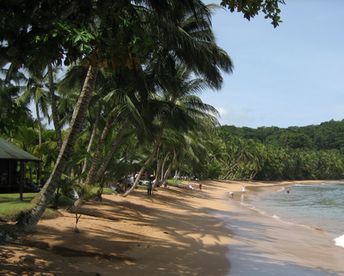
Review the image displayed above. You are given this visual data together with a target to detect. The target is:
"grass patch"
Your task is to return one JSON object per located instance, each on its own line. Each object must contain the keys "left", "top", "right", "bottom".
{"left": 0, "top": 193, "right": 36, "bottom": 203}
{"left": 102, "top": 187, "right": 113, "bottom": 195}
{"left": 166, "top": 179, "right": 188, "bottom": 187}
{"left": 90, "top": 186, "right": 113, "bottom": 195}
{"left": 0, "top": 193, "right": 60, "bottom": 222}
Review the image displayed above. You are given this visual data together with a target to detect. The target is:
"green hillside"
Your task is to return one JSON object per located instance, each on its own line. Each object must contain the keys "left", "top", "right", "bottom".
{"left": 193, "top": 120, "right": 344, "bottom": 181}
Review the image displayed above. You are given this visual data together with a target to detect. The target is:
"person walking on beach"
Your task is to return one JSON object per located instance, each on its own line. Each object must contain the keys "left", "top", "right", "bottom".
{"left": 147, "top": 175, "right": 154, "bottom": 196}
{"left": 240, "top": 185, "right": 246, "bottom": 202}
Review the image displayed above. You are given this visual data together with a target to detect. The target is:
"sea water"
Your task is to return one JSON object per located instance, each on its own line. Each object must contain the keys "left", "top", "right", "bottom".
{"left": 244, "top": 182, "right": 344, "bottom": 249}
{"left": 222, "top": 182, "right": 344, "bottom": 275}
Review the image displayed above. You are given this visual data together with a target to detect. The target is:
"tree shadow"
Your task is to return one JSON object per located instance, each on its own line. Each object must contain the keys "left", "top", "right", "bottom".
{"left": 1, "top": 187, "right": 232, "bottom": 275}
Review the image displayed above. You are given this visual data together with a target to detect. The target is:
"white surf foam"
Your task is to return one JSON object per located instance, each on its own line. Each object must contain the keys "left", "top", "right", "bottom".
{"left": 272, "top": 214, "right": 280, "bottom": 220}
{"left": 334, "top": 234, "right": 344, "bottom": 248}
{"left": 293, "top": 184, "right": 309, "bottom": 187}
{"left": 240, "top": 202, "right": 267, "bottom": 216}
{"left": 241, "top": 201, "right": 324, "bottom": 231}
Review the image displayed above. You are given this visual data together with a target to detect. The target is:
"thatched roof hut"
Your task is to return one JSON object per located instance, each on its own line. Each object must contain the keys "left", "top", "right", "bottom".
{"left": 0, "top": 138, "right": 40, "bottom": 197}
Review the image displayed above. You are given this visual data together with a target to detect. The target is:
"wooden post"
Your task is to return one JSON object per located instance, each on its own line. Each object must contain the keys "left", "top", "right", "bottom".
{"left": 37, "top": 162, "right": 41, "bottom": 187}
{"left": 19, "top": 161, "right": 24, "bottom": 201}
{"left": 29, "top": 165, "right": 33, "bottom": 184}
{"left": 8, "top": 160, "right": 11, "bottom": 193}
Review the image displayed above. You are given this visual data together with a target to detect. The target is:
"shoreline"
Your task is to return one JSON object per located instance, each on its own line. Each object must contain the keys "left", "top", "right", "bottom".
{"left": 1, "top": 180, "right": 343, "bottom": 275}
{"left": 223, "top": 180, "right": 344, "bottom": 275}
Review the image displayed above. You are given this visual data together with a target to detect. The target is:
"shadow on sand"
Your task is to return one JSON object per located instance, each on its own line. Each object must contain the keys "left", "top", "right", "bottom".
{"left": 0, "top": 186, "right": 232, "bottom": 275}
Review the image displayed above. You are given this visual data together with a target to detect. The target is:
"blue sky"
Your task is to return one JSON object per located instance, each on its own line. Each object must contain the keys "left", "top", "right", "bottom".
{"left": 202, "top": 0, "right": 344, "bottom": 128}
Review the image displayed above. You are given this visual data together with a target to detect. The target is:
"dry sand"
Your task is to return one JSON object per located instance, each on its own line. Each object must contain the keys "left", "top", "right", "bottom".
{"left": 0, "top": 181, "right": 244, "bottom": 276}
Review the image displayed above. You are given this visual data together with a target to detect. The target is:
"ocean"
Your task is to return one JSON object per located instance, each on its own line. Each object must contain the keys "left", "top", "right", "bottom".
{"left": 219, "top": 181, "right": 344, "bottom": 275}
{"left": 244, "top": 182, "right": 344, "bottom": 248}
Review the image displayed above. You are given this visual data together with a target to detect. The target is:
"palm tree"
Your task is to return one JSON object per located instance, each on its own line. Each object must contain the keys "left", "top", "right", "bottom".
{"left": 17, "top": 65, "right": 98, "bottom": 231}
{"left": 0, "top": 79, "right": 32, "bottom": 136}
{"left": 47, "top": 64, "right": 63, "bottom": 147}
{"left": 20, "top": 67, "right": 50, "bottom": 146}
{"left": 86, "top": 2, "right": 233, "bottom": 187}
{"left": 17, "top": 0, "right": 223, "bottom": 230}
{"left": 123, "top": 64, "right": 221, "bottom": 196}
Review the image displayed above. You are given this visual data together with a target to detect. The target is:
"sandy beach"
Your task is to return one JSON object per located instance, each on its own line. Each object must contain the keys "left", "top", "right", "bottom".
{"left": 1, "top": 180, "right": 344, "bottom": 275}
{"left": 0, "top": 181, "right": 237, "bottom": 275}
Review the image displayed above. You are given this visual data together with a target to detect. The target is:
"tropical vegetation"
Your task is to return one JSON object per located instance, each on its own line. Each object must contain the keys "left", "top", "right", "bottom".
{"left": 1, "top": 0, "right": 289, "bottom": 231}
{"left": 187, "top": 121, "right": 344, "bottom": 180}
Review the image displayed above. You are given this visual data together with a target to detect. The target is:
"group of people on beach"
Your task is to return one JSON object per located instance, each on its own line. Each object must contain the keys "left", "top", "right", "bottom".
{"left": 228, "top": 185, "right": 246, "bottom": 199}
{"left": 124, "top": 172, "right": 155, "bottom": 196}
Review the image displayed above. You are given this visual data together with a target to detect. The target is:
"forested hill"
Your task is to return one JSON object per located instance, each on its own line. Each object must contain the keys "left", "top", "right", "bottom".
{"left": 220, "top": 120, "right": 344, "bottom": 151}
{"left": 199, "top": 120, "right": 344, "bottom": 181}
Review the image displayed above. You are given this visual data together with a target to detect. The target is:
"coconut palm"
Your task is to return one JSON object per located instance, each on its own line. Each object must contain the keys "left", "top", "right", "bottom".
{"left": 0, "top": 79, "right": 32, "bottom": 136}
{"left": 85, "top": 90, "right": 145, "bottom": 185}
{"left": 86, "top": 2, "right": 233, "bottom": 186}
{"left": 20, "top": 67, "right": 50, "bottom": 146}
{"left": 18, "top": 0, "right": 223, "bottom": 230}
{"left": 47, "top": 64, "right": 63, "bottom": 147}
{"left": 123, "top": 64, "right": 221, "bottom": 196}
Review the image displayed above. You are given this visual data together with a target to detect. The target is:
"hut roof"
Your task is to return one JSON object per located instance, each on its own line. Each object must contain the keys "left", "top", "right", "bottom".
{"left": 0, "top": 138, "right": 40, "bottom": 161}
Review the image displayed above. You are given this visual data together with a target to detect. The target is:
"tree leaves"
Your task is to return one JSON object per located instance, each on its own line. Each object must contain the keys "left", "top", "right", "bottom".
{"left": 220, "top": 0, "right": 285, "bottom": 27}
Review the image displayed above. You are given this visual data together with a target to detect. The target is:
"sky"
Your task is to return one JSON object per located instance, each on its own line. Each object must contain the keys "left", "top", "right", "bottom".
{"left": 202, "top": 0, "right": 344, "bottom": 128}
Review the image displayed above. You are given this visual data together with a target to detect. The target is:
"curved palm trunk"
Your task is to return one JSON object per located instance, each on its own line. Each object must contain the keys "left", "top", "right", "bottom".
{"left": 224, "top": 163, "right": 238, "bottom": 179}
{"left": 122, "top": 151, "right": 155, "bottom": 197}
{"left": 174, "top": 170, "right": 179, "bottom": 178}
{"left": 160, "top": 153, "right": 170, "bottom": 181}
{"left": 35, "top": 103, "right": 42, "bottom": 146}
{"left": 81, "top": 114, "right": 99, "bottom": 175}
{"left": 164, "top": 164, "right": 172, "bottom": 180}
{"left": 153, "top": 158, "right": 162, "bottom": 189}
{"left": 94, "top": 127, "right": 129, "bottom": 183}
{"left": 162, "top": 163, "right": 172, "bottom": 186}
{"left": 17, "top": 65, "right": 98, "bottom": 232}
{"left": 152, "top": 146, "right": 161, "bottom": 188}
{"left": 48, "top": 63, "right": 62, "bottom": 148}
{"left": 84, "top": 115, "right": 114, "bottom": 185}
{"left": 162, "top": 151, "right": 175, "bottom": 185}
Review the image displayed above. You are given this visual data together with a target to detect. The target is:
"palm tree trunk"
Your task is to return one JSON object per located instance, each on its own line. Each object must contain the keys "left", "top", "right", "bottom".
{"left": 153, "top": 146, "right": 161, "bottom": 188}
{"left": 164, "top": 164, "right": 172, "bottom": 180}
{"left": 160, "top": 153, "right": 170, "bottom": 181}
{"left": 122, "top": 151, "right": 155, "bottom": 197}
{"left": 94, "top": 127, "right": 129, "bottom": 183}
{"left": 48, "top": 63, "right": 62, "bottom": 148}
{"left": 154, "top": 159, "right": 162, "bottom": 187}
{"left": 35, "top": 103, "right": 42, "bottom": 146}
{"left": 81, "top": 114, "right": 99, "bottom": 175}
{"left": 84, "top": 115, "right": 114, "bottom": 185}
{"left": 17, "top": 65, "right": 98, "bottom": 232}
{"left": 174, "top": 170, "right": 179, "bottom": 178}
{"left": 162, "top": 151, "right": 175, "bottom": 185}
